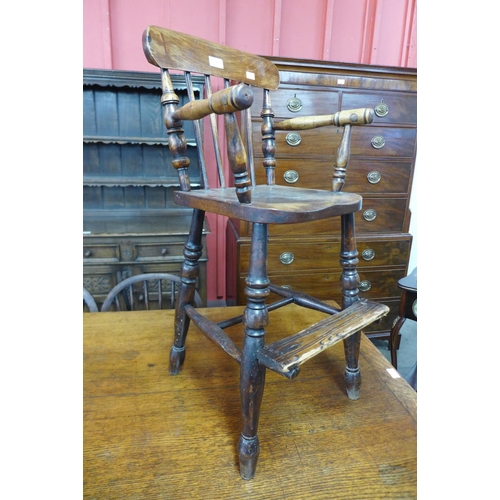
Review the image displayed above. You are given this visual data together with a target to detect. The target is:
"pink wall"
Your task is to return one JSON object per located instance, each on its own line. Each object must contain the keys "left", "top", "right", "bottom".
{"left": 83, "top": 0, "right": 417, "bottom": 303}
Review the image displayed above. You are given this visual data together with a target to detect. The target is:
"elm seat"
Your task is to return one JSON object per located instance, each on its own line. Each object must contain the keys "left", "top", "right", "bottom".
{"left": 143, "top": 25, "right": 389, "bottom": 480}
{"left": 174, "top": 185, "right": 363, "bottom": 223}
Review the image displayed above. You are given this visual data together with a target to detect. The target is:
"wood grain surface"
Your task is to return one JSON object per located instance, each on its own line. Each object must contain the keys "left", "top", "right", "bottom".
{"left": 84, "top": 305, "right": 416, "bottom": 499}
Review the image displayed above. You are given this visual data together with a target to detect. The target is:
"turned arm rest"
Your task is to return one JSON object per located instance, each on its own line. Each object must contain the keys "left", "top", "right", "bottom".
{"left": 273, "top": 107, "right": 374, "bottom": 130}
{"left": 172, "top": 83, "right": 254, "bottom": 121}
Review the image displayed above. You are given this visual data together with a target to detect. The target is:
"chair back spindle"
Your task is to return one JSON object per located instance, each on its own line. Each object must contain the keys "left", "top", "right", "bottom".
{"left": 261, "top": 89, "right": 276, "bottom": 186}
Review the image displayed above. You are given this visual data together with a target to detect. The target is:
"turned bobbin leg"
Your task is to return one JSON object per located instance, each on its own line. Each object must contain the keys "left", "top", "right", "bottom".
{"left": 238, "top": 222, "right": 269, "bottom": 480}
{"left": 340, "top": 213, "right": 362, "bottom": 400}
{"left": 170, "top": 209, "right": 205, "bottom": 375}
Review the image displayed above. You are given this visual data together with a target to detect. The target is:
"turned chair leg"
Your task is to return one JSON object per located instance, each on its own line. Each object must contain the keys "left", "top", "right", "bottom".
{"left": 238, "top": 222, "right": 269, "bottom": 480}
{"left": 389, "top": 315, "right": 405, "bottom": 370}
{"left": 340, "top": 213, "right": 362, "bottom": 400}
{"left": 170, "top": 209, "right": 205, "bottom": 375}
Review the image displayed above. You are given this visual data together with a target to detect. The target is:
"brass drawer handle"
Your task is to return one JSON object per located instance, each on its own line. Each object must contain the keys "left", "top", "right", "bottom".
{"left": 283, "top": 170, "right": 299, "bottom": 184}
{"left": 374, "top": 100, "right": 389, "bottom": 117}
{"left": 361, "top": 249, "right": 375, "bottom": 261}
{"left": 286, "top": 94, "right": 302, "bottom": 112}
{"left": 363, "top": 209, "right": 377, "bottom": 222}
{"left": 371, "top": 135, "right": 386, "bottom": 149}
{"left": 280, "top": 252, "right": 294, "bottom": 265}
{"left": 84, "top": 250, "right": 92, "bottom": 257}
{"left": 285, "top": 132, "right": 302, "bottom": 146}
{"left": 367, "top": 171, "right": 381, "bottom": 184}
{"left": 359, "top": 280, "right": 372, "bottom": 292}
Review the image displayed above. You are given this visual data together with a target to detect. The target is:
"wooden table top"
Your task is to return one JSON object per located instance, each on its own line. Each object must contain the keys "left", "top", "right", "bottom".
{"left": 84, "top": 305, "right": 416, "bottom": 499}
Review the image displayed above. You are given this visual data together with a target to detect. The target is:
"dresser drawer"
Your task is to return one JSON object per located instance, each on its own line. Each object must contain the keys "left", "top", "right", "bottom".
{"left": 254, "top": 157, "right": 412, "bottom": 195}
{"left": 252, "top": 86, "right": 339, "bottom": 118}
{"left": 238, "top": 236, "right": 410, "bottom": 274}
{"left": 351, "top": 126, "right": 417, "bottom": 158}
{"left": 341, "top": 91, "right": 416, "bottom": 125}
{"left": 83, "top": 244, "right": 120, "bottom": 262}
{"left": 343, "top": 159, "right": 412, "bottom": 195}
{"left": 133, "top": 241, "right": 187, "bottom": 262}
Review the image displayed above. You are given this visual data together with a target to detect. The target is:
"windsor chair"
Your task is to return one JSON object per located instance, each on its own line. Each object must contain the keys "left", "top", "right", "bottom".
{"left": 143, "top": 25, "right": 389, "bottom": 479}
{"left": 101, "top": 273, "right": 203, "bottom": 312}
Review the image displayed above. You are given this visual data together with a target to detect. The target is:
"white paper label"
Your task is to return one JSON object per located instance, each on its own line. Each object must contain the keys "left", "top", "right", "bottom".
{"left": 208, "top": 56, "right": 224, "bottom": 69}
{"left": 337, "top": 78, "right": 346, "bottom": 85}
{"left": 246, "top": 71, "right": 255, "bottom": 80}
{"left": 386, "top": 368, "right": 401, "bottom": 379}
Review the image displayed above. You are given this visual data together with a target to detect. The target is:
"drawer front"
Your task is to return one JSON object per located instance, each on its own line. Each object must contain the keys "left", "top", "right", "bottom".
{"left": 252, "top": 87, "right": 340, "bottom": 118}
{"left": 237, "top": 268, "right": 406, "bottom": 304}
{"left": 266, "top": 198, "right": 408, "bottom": 236}
{"left": 133, "top": 241, "right": 187, "bottom": 262}
{"left": 254, "top": 157, "right": 412, "bottom": 195}
{"left": 83, "top": 244, "right": 120, "bottom": 262}
{"left": 253, "top": 124, "right": 416, "bottom": 160}
{"left": 341, "top": 91, "right": 417, "bottom": 125}
{"left": 253, "top": 122, "right": 338, "bottom": 157}
{"left": 351, "top": 126, "right": 417, "bottom": 158}
{"left": 238, "top": 237, "right": 411, "bottom": 273}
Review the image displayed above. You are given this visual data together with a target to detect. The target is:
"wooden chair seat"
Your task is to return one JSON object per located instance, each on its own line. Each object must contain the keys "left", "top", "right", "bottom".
{"left": 175, "top": 185, "right": 362, "bottom": 223}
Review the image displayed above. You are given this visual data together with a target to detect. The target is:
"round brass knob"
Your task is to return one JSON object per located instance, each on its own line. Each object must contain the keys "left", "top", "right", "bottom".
{"left": 374, "top": 100, "right": 389, "bottom": 117}
{"left": 367, "top": 171, "right": 381, "bottom": 184}
{"left": 359, "top": 280, "right": 372, "bottom": 292}
{"left": 286, "top": 94, "right": 302, "bottom": 112}
{"left": 361, "top": 249, "right": 375, "bottom": 261}
{"left": 280, "top": 252, "right": 294, "bottom": 265}
{"left": 84, "top": 250, "right": 92, "bottom": 257}
{"left": 283, "top": 170, "right": 299, "bottom": 184}
{"left": 371, "top": 136, "right": 386, "bottom": 149}
{"left": 161, "top": 248, "right": 168, "bottom": 256}
{"left": 285, "top": 132, "right": 302, "bottom": 146}
{"left": 363, "top": 209, "right": 377, "bottom": 222}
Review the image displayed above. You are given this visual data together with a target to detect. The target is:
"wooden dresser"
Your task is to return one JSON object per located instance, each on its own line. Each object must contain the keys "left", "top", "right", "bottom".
{"left": 226, "top": 58, "right": 417, "bottom": 341}
{"left": 83, "top": 69, "right": 208, "bottom": 309}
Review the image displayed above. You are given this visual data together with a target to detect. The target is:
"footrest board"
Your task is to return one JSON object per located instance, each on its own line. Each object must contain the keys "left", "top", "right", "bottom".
{"left": 257, "top": 299, "right": 389, "bottom": 379}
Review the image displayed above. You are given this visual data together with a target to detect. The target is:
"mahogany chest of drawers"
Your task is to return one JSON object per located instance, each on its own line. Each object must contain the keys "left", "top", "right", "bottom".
{"left": 226, "top": 57, "right": 417, "bottom": 341}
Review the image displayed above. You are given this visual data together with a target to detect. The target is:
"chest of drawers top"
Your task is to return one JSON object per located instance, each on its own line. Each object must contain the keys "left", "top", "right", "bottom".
{"left": 255, "top": 58, "right": 416, "bottom": 121}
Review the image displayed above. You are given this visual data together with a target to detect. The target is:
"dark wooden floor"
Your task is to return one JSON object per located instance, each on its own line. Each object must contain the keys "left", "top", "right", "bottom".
{"left": 84, "top": 306, "right": 417, "bottom": 499}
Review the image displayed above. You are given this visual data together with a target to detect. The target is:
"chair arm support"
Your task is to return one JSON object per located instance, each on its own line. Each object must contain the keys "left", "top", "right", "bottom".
{"left": 273, "top": 108, "right": 374, "bottom": 130}
{"left": 173, "top": 83, "right": 254, "bottom": 121}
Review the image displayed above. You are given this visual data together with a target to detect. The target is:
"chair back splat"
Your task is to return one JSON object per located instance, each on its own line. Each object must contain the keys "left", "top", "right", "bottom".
{"left": 143, "top": 25, "right": 389, "bottom": 480}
